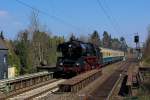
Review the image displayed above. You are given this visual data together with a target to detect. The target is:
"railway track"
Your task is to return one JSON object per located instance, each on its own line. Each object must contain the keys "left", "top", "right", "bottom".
{"left": 8, "top": 79, "right": 65, "bottom": 100}
{"left": 0, "top": 71, "right": 54, "bottom": 99}
{"left": 36, "top": 60, "right": 127, "bottom": 100}
{"left": 2, "top": 59, "right": 135, "bottom": 100}
{"left": 30, "top": 60, "right": 132, "bottom": 100}
{"left": 107, "top": 59, "right": 140, "bottom": 100}
{"left": 89, "top": 59, "right": 133, "bottom": 100}
{"left": 33, "top": 87, "right": 59, "bottom": 100}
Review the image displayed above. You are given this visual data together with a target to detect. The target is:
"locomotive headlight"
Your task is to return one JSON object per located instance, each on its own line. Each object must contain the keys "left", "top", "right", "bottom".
{"left": 69, "top": 44, "right": 72, "bottom": 47}
{"left": 59, "top": 62, "right": 63, "bottom": 66}
{"left": 76, "top": 63, "right": 80, "bottom": 66}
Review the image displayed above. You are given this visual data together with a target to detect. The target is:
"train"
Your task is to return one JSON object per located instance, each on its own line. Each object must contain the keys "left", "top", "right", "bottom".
{"left": 55, "top": 39, "right": 124, "bottom": 78}
{"left": 101, "top": 47, "right": 124, "bottom": 64}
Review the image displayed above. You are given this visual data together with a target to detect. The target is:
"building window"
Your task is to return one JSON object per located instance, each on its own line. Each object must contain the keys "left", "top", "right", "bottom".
{"left": 4, "top": 55, "right": 6, "bottom": 64}
{"left": 4, "top": 72, "right": 6, "bottom": 79}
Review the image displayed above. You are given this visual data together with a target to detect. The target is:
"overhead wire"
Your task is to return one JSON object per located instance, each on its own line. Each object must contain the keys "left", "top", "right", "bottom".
{"left": 96, "top": 0, "right": 120, "bottom": 34}
{"left": 101, "top": 0, "right": 122, "bottom": 34}
{"left": 15, "top": 0, "right": 86, "bottom": 33}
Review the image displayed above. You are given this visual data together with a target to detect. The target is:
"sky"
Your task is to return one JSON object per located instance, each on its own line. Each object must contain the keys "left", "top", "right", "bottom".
{"left": 0, "top": 0, "right": 150, "bottom": 47}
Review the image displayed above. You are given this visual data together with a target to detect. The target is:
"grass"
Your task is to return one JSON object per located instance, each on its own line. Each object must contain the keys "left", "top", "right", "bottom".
{"left": 123, "top": 66, "right": 150, "bottom": 100}
{"left": 142, "top": 57, "right": 150, "bottom": 67}
{"left": 124, "top": 96, "right": 150, "bottom": 100}
{"left": 125, "top": 78, "right": 150, "bottom": 100}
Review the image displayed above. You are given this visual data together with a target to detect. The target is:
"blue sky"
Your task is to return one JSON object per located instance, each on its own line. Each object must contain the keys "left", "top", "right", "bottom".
{"left": 0, "top": 0, "right": 150, "bottom": 47}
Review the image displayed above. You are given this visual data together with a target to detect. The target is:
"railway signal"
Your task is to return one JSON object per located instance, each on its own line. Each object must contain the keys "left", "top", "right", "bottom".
{"left": 134, "top": 33, "right": 141, "bottom": 59}
{"left": 134, "top": 35, "right": 139, "bottom": 43}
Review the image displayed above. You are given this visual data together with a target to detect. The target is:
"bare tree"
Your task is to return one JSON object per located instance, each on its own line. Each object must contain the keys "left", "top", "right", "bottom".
{"left": 28, "top": 10, "right": 41, "bottom": 38}
{"left": 144, "top": 25, "right": 150, "bottom": 58}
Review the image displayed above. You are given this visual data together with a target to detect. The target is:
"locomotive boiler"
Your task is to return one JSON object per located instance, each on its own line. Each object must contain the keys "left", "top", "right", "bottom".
{"left": 55, "top": 39, "right": 102, "bottom": 78}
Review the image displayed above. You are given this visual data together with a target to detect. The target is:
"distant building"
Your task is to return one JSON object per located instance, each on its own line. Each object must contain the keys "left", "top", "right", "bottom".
{"left": 8, "top": 67, "right": 16, "bottom": 78}
{"left": 0, "top": 45, "right": 8, "bottom": 79}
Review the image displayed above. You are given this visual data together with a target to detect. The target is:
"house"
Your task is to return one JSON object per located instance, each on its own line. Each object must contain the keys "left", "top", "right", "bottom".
{"left": 0, "top": 44, "right": 8, "bottom": 79}
{"left": 0, "top": 31, "right": 9, "bottom": 79}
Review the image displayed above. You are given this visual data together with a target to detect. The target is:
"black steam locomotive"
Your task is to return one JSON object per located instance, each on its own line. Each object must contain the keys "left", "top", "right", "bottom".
{"left": 55, "top": 39, "right": 102, "bottom": 78}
